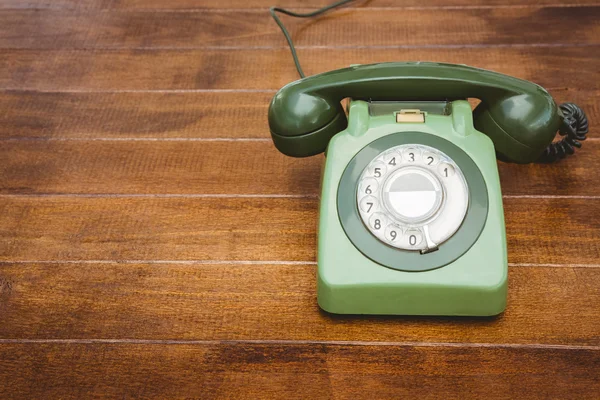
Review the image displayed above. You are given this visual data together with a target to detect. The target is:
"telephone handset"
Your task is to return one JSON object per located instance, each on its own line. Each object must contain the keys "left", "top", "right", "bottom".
{"left": 269, "top": 62, "right": 570, "bottom": 163}
{"left": 268, "top": 3, "right": 589, "bottom": 316}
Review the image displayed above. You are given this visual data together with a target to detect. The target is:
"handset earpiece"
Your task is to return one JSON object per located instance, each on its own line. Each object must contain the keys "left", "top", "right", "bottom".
{"left": 472, "top": 92, "right": 560, "bottom": 163}
{"left": 474, "top": 94, "right": 589, "bottom": 163}
{"left": 268, "top": 62, "right": 576, "bottom": 163}
{"left": 268, "top": 86, "right": 347, "bottom": 157}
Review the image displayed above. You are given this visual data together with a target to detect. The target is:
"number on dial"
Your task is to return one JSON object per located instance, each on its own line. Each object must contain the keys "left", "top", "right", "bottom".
{"left": 359, "top": 196, "right": 377, "bottom": 213}
{"left": 360, "top": 178, "right": 378, "bottom": 196}
{"left": 404, "top": 230, "right": 423, "bottom": 247}
{"left": 385, "top": 225, "right": 400, "bottom": 242}
{"left": 438, "top": 163, "right": 455, "bottom": 178}
{"left": 369, "top": 213, "right": 387, "bottom": 231}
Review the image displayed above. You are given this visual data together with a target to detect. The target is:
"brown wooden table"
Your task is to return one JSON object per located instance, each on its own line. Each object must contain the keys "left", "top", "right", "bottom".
{"left": 0, "top": 0, "right": 599, "bottom": 398}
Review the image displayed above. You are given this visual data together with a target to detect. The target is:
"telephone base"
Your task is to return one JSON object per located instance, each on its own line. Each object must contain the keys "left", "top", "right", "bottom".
{"left": 317, "top": 100, "right": 507, "bottom": 316}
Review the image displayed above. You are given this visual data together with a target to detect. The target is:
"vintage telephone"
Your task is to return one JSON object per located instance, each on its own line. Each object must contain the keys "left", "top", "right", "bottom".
{"left": 268, "top": 2, "right": 589, "bottom": 316}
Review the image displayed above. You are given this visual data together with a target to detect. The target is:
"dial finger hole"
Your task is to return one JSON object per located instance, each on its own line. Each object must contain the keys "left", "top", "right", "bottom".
{"left": 358, "top": 178, "right": 378, "bottom": 198}
{"left": 403, "top": 147, "right": 420, "bottom": 163}
{"left": 404, "top": 229, "right": 423, "bottom": 247}
{"left": 422, "top": 152, "right": 439, "bottom": 166}
{"left": 369, "top": 161, "right": 387, "bottom": 179}
{"left": 369, "top": 213, "right": 387, "bottom": 232}
{"left": 385, "top": 224, "right": 401, "bottom": 243}
{"left": 359, "top": 196, "right": 378, "bottom": 214}
{"left": 383, "top": 151, "right": 401, "bottom": 169}
{"left": 438, "top": 162, "right": 455, "bottom": 178}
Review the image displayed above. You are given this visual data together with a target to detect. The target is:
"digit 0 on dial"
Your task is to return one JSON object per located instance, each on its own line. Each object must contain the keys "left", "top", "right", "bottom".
{"left": 356, "top": 144, "right": 469, "bottom": 252}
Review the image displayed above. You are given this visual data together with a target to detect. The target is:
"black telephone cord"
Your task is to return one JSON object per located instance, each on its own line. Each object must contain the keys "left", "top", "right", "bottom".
{"left": 537, "top": 103, "right": 589, "bottom": 163}
{"left": 269, "top": 0, "right": 356, "bottom": 78}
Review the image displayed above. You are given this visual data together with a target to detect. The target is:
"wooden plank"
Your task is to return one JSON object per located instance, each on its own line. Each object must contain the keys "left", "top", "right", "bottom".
{"left": 0, "top": 196, "right": 318, "bottom": 262}
{"left": 1, "top": 0, "right": 598, "bottom": 10}
{"left": 2, "top": 139, "right": 600, "bottom": 196}
{"left": 0, "top": 197, "right": 598, "bottom": 264}
{"left": 0, "top": 91, "right": 273, "bottom": 139}
{"left": 0, "top": 47, "right": 597, "bottom": 91}
{"left": 0, "top": 342, "right": 597, "bottom": 399}
{"left": 0, "top": 7, "right": 598, "bottom": 49}
{"left": 0, "top": 89, "right": 597, "bottom": 139}
{"left": 0, "top": 263, "right": 598, "bottom": 345}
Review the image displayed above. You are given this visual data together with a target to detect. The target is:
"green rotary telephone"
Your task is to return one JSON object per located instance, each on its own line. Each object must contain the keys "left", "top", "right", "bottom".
{"left": 268, "top": 4, "right": 589, "bottom": 316}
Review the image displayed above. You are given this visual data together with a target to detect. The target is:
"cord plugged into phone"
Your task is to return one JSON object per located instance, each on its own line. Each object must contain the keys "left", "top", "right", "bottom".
{"left": 268, "top": 1, "right": 590, "bottom": 316}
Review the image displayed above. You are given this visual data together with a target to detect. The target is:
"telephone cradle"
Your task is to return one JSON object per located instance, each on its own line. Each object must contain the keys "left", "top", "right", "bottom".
{"left": 268, "top": 62, "right": 589, "bottom": 316}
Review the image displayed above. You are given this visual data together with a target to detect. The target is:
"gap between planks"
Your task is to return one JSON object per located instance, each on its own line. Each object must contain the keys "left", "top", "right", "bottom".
{"left": 0, "top": 194, "right": 599, "bottom": 199}
{"left": 1, "top": 4, "right": 599, "bottom": 11}
{"left": 0, "top": 86, "right": 579, "bottom": 93}
{"left": 0, "top": 338, "right": 597, "bottom": 350}
{"left": 0, "top": 137, "right": 274, "bottom": 142}
{"left": 1, "top": 44, "right": 597, "bottom": 51}
{"left": 0, "top": 260, "right": 598, "bottom": 268}
{"left": 2, "top": 138, "right": 599, "bottom": 142}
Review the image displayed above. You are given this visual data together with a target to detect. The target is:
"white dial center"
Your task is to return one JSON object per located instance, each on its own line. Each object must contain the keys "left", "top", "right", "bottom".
{"left": 383, "top": 167, "right": 443, "bottom": 223}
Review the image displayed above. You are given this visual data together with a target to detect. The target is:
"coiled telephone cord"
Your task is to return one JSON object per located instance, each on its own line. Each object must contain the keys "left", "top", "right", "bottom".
{"left": 537, "top": 103, "right": 589, "bottom": 163}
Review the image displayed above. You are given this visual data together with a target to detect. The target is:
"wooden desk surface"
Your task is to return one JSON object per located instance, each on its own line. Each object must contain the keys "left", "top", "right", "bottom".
{"left": 0, "top": 1, "right": 599, "bottom": 398}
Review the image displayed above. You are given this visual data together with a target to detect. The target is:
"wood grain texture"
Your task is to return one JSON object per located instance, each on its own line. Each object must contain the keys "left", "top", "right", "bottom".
{"left": 2, "top": 139, "right": 600, "bottom": 196}
{"left": 0, "top": 47, "right": 597, "bottom": 91}
{"left": 0, "top": 1, "right": 598, "bottom": 398}
{"left": 0, "top": 91, "right": 273, "bottom": 139}
{"left": 0, "top": 89, "right": 597, "bottom": 139}
{"left": 1, "top": 7, "right": 598, "bottom": 49}
{"left": 1, "top": 196, "right": 599, "bottom": 264}
{"left": 0, "top": 343, "right": 598, "bottom": 400}
{"left": 1, "top": 0, "right": 598, "bottom": 9}
{"left": 0, "top": 263, "right": 599, "bottom": 345}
